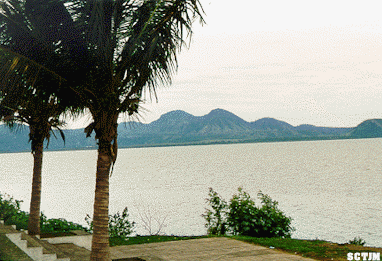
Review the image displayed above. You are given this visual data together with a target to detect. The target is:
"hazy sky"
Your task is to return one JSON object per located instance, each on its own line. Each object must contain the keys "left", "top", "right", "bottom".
{"left": 73, "top": 0, "right": 382, "bottom": 128}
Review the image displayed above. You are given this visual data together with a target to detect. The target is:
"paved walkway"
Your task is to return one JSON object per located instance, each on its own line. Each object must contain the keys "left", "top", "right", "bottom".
{"left": 111, "top": 237, "right": 317, "bottom": 261}
{"left": 0, "top": 220, "right": 318, "bottom": 261}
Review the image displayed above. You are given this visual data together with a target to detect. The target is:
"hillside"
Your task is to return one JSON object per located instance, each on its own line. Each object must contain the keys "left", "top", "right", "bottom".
{"left": 0, "top": 109, "right": 379, "bottom": 153}
{"left": 250, "top": 117, "right": 298, "bottom": 138}
{"left": 349, "top": 119, "right": 382, "bottom": 138}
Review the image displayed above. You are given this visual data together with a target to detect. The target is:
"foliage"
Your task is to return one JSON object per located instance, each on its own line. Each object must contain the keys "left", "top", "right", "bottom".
{"left": 0, "top": 0, "right": 68, "bottom": 150}
{"left": 0, "top": 192, "right": 29, "bottom": 230}
{"left": 348, "top": 236, "right": 366, "bottom": 246}
{"left": 228, "top": 188, "right": 294, "bottom": 238}
{"left": 109, "top": 207, "right": 136, "bottom": 238}
{"left": 0, "top": 192, "right": 22, "bottom": 221}
{"left": 85, "top": 207, "right": 136, "bottom": 238}
{"left": 203, "top": 188, "right": 295, "bottom": 238}
{"left": 226, "top": 187, "right": 257, "bottom": 236}
{"left": 40, "top": 216, "right": 86, "bottom": 233}
{"left": 0, "top": 192, "right": 86, "bottom": 233}
{"left": 202, "top": 187, "right": 227, "bottom": 236}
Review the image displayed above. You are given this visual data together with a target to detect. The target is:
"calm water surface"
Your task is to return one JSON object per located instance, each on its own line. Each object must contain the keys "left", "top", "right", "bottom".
{"left": 1, "top": 138, "right": 381, "bottom": 247}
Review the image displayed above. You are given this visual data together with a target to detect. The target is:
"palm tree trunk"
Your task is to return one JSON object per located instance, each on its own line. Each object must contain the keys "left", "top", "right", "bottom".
{"left": 28, "top": 140, "right": 43, "bottom": 236}
{"left": 90, "top": 142, "right": 112, "bottom": 261}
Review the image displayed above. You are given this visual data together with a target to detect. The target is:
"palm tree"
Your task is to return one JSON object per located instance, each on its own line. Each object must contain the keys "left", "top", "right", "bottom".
{"left": 66, "top": 2, "right": 204, "bottom": 259}
{"left": 0, "top": 90, "right": 66, "bottom": 236}
{"left": 0, "top": 0, "right": 72, "bottom": 236}
{"left": 1, "top": 0, "right": 204, "bottom": 259}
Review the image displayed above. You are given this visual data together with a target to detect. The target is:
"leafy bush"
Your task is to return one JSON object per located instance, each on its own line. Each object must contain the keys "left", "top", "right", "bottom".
{"left": 348, "top": 236, "right": 366, "bottom": 246}
{"left": 85, "top": 207, "right": 135, "bottom": 238}
{"left": 41, "top": 216, "right": 87, "bottom": 233}
{"left": 0, "top": 193, "right": 21, "bottom": 221}
{"left": 109, "top": 207, "right": 136, "bottom": 238}
{"left": 203, "top": 187, "right": 295, "bottom": 238}
{"left": 0, "top": 192, "right": 87, "bottom": 233}
{"left": 1, "top": 192, "right": 135, "bottom": 237}
{"left": 228, "top": 188, "right": 294, "bottom": 238}
{"left": 202, "top": 187, "right": 227, "bottom": 235}
{"left": 226, "top": 187, "right": 257, "bottom": 236}
{"left": 0, "top": 192, "right": 29, "bottom": 230}
{"left": 9, "top": 211, "right": 29, "bottom": 231}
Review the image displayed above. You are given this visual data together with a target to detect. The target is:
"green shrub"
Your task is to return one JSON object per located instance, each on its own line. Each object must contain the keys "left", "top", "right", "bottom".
{"left": 0, "top": 192, "right": 87, "bottom": 233}
{"left": 202, "top": 187, "right": 227, "bottom": 235}
{"left": 6, "top": 210, "right": 29, "bottom": 231}
{"left": 228, "top": 189, "right": 294, "bottom": 238}
{"left": 85, "top": 207, "right": 135, "bottom": 238}
{"left": 0, "top": 192, "right": 29, "bottom": 230}
{"left": 203, "top": 187, "right": 295, "bottom": 238}
{"left": 226, "top": 187, "right": 257, "bottom": 236}
{"left": 0, "top": 193, "right": 20, "bottom": 221}
{"left": 109, "top": 207, "right": 136, "bottom": 238}
{"left": 41, "top": 216, "right": 87, "bottom": 233}
{"left": 348, "top": 236, "right": 366, "bottom": 246}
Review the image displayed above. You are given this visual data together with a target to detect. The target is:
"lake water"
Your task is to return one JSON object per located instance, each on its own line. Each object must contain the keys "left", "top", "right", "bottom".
{"left": 1, "top": 138, "right": 381, "bottom": 247}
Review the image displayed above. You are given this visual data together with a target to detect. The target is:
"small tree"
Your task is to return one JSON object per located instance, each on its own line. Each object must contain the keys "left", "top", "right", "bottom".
{"left": 136, "top": 205, "right": 168, "bottom": 236}
{"left": 202, "top": 187, "right": 227, "bottom": 236}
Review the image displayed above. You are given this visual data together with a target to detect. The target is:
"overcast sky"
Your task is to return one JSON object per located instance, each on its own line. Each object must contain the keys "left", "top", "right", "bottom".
{"left": 73, "top": 0, "right": 382, "bottom": 128}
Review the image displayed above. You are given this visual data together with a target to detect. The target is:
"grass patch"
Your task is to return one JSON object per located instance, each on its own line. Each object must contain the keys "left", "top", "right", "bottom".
{"left": 109, "top": 235, "right": 208, "bottom": 247}
{"left": 0, "top": 234, "right": 33, "bottom": 261}
{"left": 231, "top": 236, "right": 382, "bottom": 261}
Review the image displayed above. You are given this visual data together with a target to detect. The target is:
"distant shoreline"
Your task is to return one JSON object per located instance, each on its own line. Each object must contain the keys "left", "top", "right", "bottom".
{"left": 1, "top": 135, "right": 380, "bottom": 154}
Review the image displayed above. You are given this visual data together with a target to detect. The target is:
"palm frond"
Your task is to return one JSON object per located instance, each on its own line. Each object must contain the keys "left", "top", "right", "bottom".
{"left": 84, "top": 121, "right": 96, "bottom": 138}
{"left": 0, "top": 0, "right": 88, "bottom": 153}
{"left": 50, "top": 125, "right": 66, "bottom": 145}
{"left": 63, "top": 0, "right": 204, "bottom": 116}
{"left": 0, "top": 47, "right": 65, "bottom": 89}
{"left": 3, "top": 121, "right": 27, "bottom": 133}
{"left": 115, "top": 0, "right": 204, "bottom": 113}
{"left": 0, "top": 0, "right": 68, "bottom": 95}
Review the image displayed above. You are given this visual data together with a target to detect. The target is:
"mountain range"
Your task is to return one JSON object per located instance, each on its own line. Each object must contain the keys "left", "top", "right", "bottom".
{"left": 1, "top": 108, "right": 381, "bottom": 153}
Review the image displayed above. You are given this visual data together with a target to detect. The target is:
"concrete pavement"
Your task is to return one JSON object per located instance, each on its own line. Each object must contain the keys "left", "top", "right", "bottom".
{"left": 111, "top": 237, "right": 317, "bottom": 261}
